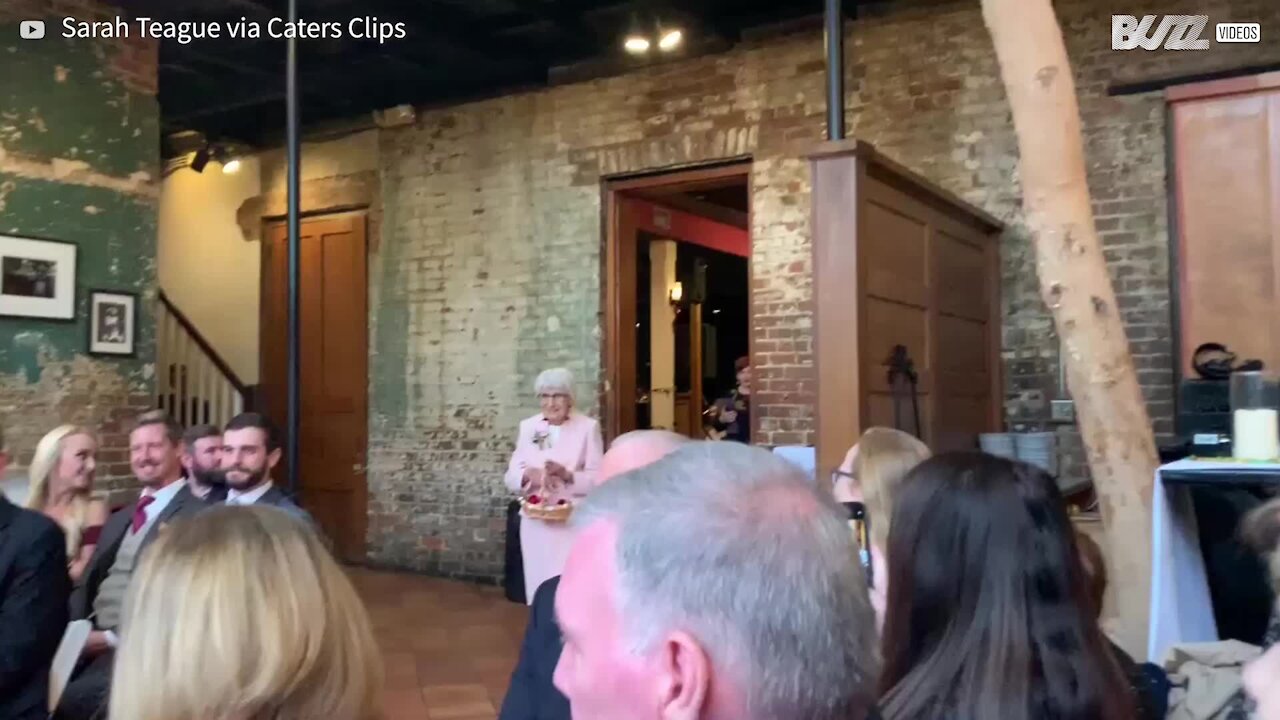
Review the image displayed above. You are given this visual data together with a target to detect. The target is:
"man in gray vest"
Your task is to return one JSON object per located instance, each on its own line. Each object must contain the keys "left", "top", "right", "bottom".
{"left": 57, "top": 410, "right": 206, "bottom": 720}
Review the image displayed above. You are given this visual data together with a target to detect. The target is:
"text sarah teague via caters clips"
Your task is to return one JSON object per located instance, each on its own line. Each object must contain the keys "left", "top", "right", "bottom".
{"left": 62, "top": 16, "right": 408, "bottom": 45}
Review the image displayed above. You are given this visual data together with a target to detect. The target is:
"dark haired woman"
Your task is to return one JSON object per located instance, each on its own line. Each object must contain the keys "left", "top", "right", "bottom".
{"left": 877, "top": 451, "right": 1135, "bottom": 720}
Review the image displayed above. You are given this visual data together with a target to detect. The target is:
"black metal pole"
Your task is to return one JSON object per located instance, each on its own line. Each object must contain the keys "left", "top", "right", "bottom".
{"left": 824, "top": 0, "right": 845, "bottom": 140}
{"left": 285, "top": 0, "right": 301, "bottom": 496}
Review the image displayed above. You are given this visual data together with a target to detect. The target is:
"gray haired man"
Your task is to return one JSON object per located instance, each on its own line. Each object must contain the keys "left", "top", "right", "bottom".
{"left": 500, "top": 429, "right": 689, "bottom": 720}
{"left": 552, "top": 441, "right": 880, "bottom": 720}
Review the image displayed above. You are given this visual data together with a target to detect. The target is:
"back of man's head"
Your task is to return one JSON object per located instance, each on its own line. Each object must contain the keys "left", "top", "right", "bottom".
{"left": 599, "top": 429, "right": 688, "bottom": 483}
{"left": 574, "top": 441, "right": 879, "bottom": 720}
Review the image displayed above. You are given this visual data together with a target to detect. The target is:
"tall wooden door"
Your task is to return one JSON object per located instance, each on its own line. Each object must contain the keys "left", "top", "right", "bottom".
{"left": 261, "top": 213, "right": 368, "bottom": 562}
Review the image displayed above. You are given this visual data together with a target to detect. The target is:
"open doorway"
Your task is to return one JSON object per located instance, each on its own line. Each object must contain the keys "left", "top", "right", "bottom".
{"left": 603, "top": 162, "right": 751, "bottom": 442}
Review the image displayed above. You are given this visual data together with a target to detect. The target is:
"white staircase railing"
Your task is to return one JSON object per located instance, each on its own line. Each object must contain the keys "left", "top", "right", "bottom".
{"left": 155, "top": 290, "right": 246, "bottom": 429}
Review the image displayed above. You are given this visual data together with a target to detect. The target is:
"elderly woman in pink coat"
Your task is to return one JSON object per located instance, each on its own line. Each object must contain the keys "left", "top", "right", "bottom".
{"left": 504, "top": 367, "right": 604, "bottom": 604}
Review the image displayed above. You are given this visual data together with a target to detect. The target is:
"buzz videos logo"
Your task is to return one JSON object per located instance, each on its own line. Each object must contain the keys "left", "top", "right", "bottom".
{"left": 1112, "top": 15, "right": 1261, "bottom": 50}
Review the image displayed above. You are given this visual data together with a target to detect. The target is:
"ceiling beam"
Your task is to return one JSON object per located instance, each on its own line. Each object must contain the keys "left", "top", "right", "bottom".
{"left": 163, "top": 89, "right": 288, "bottom": 122}
{"left": 515, "top": 0, "right": 599, "bottom": 53}
{"left": 631, "top": 189, "right": 749, "bottom": 230}
{"left": 178, "top": 47, "right": 280, "bottom": 79}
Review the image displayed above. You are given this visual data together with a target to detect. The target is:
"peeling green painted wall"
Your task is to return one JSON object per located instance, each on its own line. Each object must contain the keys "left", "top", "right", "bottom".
{"left": 0, "top": 11, "right": 159, "bottom": 493}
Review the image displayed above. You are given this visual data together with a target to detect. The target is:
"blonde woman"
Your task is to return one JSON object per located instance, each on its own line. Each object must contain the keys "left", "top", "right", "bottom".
{"left": 109, "top": 506, "right": 383, "bottom": 720}
{"left": 25, "top": 425, "right": 106, "bottom": 581}
{"left": 831, "top": 426, "right": 930, "bottom": 629}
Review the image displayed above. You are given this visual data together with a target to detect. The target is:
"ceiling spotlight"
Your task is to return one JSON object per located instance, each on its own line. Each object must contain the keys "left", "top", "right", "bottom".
{"left": 624, "top": 35, "right": 650, "bottom": 54}
{"left": 222, "top": 158, "right": 242, "bottom": 174}
{"left": 658, "top": 28, "right": 683, "bottom": 51}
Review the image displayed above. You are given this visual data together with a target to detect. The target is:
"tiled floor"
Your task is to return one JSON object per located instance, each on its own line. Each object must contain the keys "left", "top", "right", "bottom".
{"left": 349, "top": 567, "right": 530, "bottom": 720}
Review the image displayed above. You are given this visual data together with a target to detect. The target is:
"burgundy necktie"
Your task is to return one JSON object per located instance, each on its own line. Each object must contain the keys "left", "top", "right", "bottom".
{"left": 131, "top": 495, "right": 155, "bottom": 534}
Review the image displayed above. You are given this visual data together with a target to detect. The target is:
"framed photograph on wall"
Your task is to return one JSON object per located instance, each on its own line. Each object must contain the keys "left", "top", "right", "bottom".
{"left": 0, "top": 234, "right": 78, "bottom": 320}
{"left": 88, "top": 290, "right": 137, "bottom": 357}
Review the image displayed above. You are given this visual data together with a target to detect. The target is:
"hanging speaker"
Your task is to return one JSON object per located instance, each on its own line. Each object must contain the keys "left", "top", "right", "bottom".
{"left": 691, "top": 259, "right": 708, "bottom": 304}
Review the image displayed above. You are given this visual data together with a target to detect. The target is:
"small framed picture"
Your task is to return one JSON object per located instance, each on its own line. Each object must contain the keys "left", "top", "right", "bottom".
{"left": 88, "top": 290, "right": 137, "bottom": 357}
{"left": 0, "top": 234, "right": 78, "bottom": 320}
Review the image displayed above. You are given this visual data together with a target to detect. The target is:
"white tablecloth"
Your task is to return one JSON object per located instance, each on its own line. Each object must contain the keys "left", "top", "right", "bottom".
{"left": 1148, "top": 458, "right": 1280, "bottom": 662}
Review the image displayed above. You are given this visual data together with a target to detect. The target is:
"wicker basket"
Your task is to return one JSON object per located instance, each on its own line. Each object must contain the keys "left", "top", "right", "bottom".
{"left": 521, "top": 497, "right": 574, "bottom": 523}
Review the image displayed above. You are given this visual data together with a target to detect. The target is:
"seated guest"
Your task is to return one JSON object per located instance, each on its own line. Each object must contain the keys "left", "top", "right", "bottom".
{"left": 181, "top": 423, "right": 226, "bottom": 501}
{"left": 25, "top": 425, "right": 107, "bottom": 582}
{"left": 504, "top": 368, "right": 604, "bottom": 604}
{"left": 1075, "top": 530, "right": 1170, "bottom": 720}
{"left": 499, "top": 430, "right": 688, "bottom": 720}
{"left": 1247, "top": 619, "right": 1280, "bottom": 720}
{"left": 219, "top": 412, "right": 307, "bottom": 520}
{"left": 0, "top": 431, "right": 71, "bottom": 720}
{"left": 109, "top": 505, "right": 382, "bottom": 720}
{"left": 877, "top": 452, "right": 1134, "bottom": 720}
{"left": 1243, "top": 497, "right": 1280, "bottom": 720}
{"left": 830, "top": 426, "right": 930, "bottom": 629}
{"left": 553, "top": 442, "right": 879, "bottom": 720}
{"left": 59, "top": 410, "right": 205, "bottom": 720}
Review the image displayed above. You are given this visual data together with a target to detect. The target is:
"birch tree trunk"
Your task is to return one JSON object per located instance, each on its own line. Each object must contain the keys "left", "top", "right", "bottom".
{"left": 981, "top": 0, "right": 1158, "bottom": 659}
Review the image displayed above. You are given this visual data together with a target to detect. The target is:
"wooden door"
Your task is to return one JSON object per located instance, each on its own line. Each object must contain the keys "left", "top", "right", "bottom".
{"left": 261, "top": 213, "right": 368, "bottom": 562}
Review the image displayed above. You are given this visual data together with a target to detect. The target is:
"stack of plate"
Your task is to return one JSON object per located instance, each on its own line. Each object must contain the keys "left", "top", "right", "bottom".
{"left": 979, "top": 432, "right": 1016, "bottom": 459}
{"left": 1014, "top": 431, "right": 1058, "bottom": 476}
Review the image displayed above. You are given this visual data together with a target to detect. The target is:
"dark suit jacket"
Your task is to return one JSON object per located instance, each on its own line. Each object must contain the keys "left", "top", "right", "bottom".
{"left": 254, "top": 485, "right": 311, "bottom": 521}
{"left": 499, "top": 576, "right": 569, "bottom": 720}
{"left": 70, "top": 483, "right": 206, "bottom": 623}
{"left": 0, "top": 497, "right": 71, "bottom": 720}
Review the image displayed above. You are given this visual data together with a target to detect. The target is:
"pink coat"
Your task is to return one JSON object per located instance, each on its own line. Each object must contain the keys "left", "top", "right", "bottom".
{"left": 503, "top": 411, "right": 604, "bottom": 497}
{"left": 503, "top": 411, "right": 604, "bottom": 604}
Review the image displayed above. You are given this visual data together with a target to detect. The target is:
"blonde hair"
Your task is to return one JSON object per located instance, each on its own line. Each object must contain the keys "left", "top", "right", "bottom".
{"left": 109, "top": 506, "right": 384, "bottom": 720}
{"left": 25, "top": 425, "right": 95, "bottom": 558}
{"left": 854, "top": 427, "right": 931, "bottom": 551}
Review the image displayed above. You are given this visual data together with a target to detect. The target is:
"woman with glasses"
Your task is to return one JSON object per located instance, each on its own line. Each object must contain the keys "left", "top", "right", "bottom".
{"left": 831, "top": 427, "right": 930, "bottom": 631}
{"left": 503, "top": 367, "right": 604, "bottom": 604}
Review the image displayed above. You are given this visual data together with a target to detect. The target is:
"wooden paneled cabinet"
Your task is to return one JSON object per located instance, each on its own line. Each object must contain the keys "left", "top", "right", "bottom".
{"left": 1169, "top": 73, "right": 1280, "bottom": 379}
{"left": 810, "top": 139, "right": 1005, "bottom": 477}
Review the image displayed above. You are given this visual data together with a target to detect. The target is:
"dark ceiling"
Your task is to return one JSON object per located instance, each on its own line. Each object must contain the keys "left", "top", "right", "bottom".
{"left": 114, "top": 0, "right": 831, "bottom": 151}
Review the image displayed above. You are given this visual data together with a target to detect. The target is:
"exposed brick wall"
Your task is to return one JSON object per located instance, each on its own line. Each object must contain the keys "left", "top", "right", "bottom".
{"left": 0, "top": 0, "right": 159, "bottom": 499}
{"left": 368, "top": 40, "right": 829, "bottom": 580}
{"left": 365, "top": 0, "right": 1280, "bottom": 579}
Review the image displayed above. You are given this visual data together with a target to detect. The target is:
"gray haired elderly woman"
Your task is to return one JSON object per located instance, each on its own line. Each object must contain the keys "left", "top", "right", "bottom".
{"left": 503, "top": 368, "right": 604, "bottom": 603}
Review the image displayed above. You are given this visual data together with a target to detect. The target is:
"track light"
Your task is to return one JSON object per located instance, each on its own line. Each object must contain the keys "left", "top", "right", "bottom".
{"left": 222, "top": 158, "right": 241, "bottom": 174}
{"left": 658, "top": 28, "right": 683, "bottom": 51}
{"left": 624, "top": 35, "right": 650, "bottom": 54}
{"left": 190, "top": 146, "right": 211, "bottom": 173}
